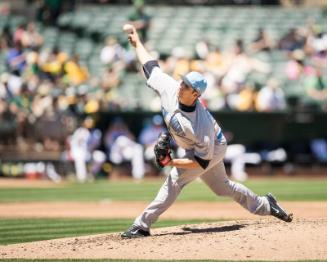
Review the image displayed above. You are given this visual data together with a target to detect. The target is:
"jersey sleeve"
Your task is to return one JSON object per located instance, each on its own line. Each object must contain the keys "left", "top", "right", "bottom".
{"left": 147, "top": 67, "right": 178, "bottom": 95}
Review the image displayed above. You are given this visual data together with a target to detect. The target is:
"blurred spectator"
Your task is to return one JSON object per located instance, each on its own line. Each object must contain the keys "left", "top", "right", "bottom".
{"left": 139, "top": 114, "right": 166, "bottom": 165}
{"left": 167, "top": 47, "right": 192, "bottom": 79}
{"left": 306, "top": 29, "right": 327, "bottom": 68}
{"left": 310, "top": 138, "right": 327, "bottom": 163}
{"left": 100, "top": 37, "right": 124, "bottom": 67}
{"left": 105, "top": 118, "right": 145, "bottom": 179}
{"left": 256, "top": 79, "right": 287, "bottom": 112}
{"left": 303, "top": 67, "right": 327, "bottom": 110}
{"left": 100, "top": 67, "right": 121, "bottom": 91}
{"left": 221, "top": 39, "right": 270, "bottom": 97}
{"left": 195, "top": 40, "right": 211, "bottom": 60}
{"left": 250, "top": 28, "right": 274, "bottom": 53}
{"left": 25, "top": 51, "right": 40, "bottom": 77}
{"left": 6, "top": 42, "right": 26, "bottom": 75}
{"left": 41, "top": 47, "right": 68, "bottom": 81}
{"left": 306, "top": 28, "right": 327, "bottom": 56}
{"left": 21, "top": 22, "right": 44, "bottom": 50}
{"left": 233, "top": 84, "right": 257, "bottom": 111}
{"left": 278, "top": 28, "right": 306, "bottom": 52}
{"left": 205, "top": 46, "right": 226, "bottom": 77}
{"left": 127, "top": 0, "right": 151, "bottom": 42}
{"left": 13, "top": 24, "right": 26, "bottom": 46}
{"left": 0, "top": 98, "right": 17, "bottom": 147}
{"left": 0, "top": 25, "right": 13, "bottom": 50}
{"left": 64, "top": 55, "right": 89, "bottom": 86}
{"left": 36, "top": 0, "right": 62, "bottom": 25}
{"left": 285, "top": 49, "right": 308, "bottom": 80}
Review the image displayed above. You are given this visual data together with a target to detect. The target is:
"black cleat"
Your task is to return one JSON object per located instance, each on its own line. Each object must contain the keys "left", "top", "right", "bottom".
{"left": 266, "top": 193, "right": 293, "bottom": 222}
{"left": 121, "top": 225, "right": 150, "bottom": 238}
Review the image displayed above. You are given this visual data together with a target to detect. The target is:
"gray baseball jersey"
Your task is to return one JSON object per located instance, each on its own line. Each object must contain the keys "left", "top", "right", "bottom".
{"left": 147, "top": 67, "right": 224, "bottom": 161}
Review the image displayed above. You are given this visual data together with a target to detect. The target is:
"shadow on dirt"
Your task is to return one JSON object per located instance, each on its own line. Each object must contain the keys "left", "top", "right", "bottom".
{"left": 157, "top": 224, "right": 248, "bottom": 236}
{"left": 182, "top": 224, "right": 247, "bottom": 234}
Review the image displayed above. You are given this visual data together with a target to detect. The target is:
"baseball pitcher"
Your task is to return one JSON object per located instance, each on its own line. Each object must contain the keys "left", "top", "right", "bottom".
{"left": 121, "top": 25, "right": 293, "bottom": 238}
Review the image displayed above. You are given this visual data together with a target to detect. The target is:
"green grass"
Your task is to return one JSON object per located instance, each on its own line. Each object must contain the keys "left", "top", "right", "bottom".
{"left": 0, "top": 218, "right": 218, "bottom": 245}
{"left": 0, "top": 178, "right": 327, "bottom": 203}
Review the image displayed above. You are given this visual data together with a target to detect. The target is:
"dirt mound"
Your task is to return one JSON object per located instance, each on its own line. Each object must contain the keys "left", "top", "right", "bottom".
{"left": 1, "top": 218, "right": 326, "bottom": 260}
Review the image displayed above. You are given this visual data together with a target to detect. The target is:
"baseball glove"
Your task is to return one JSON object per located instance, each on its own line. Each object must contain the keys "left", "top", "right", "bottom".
{"left": 154, "top": 132, "right": 172, "bottom": 168}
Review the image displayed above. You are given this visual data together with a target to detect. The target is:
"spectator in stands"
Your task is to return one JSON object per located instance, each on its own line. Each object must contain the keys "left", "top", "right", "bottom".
{"left": 41, "top": 47, "right": 68, "bottom": 81}
{"left": 306, "top": 29, "right": 327, "bottom": 68}
{"left": 285, "top": 49, "right": 308, "bottom": 80}
{"left": 303, "top": 67, "right": 327, "bottom": 110}
{"left": 6, "top": 41, "right": 26, "bottom": 75}
{"left": 205, "top": 46, "right": 226, "bottom": 78}
{"left": 1, "top": 72, "right": 23, "bottom": 101}
{"left": 285, "top": 48, "right": 326, "bottom": 110}
{"left": 100, "top": 66, "right": 121, "bottom": 92}
{"left": 168, "top": 47, "right": 192, "bottom": 79}
{"left": 0, "top": 97, "right": 17, "bottom": 147}
{"left": 37, "top": 96, "right": 63, "bottom": 152}
{"left": 21, "top": 22, "right": 44, "bottom": 51}
{"left": 127, "top": 0, "right": 151, "bottom": 42}
{"left": 278, "top": 28, "right": 306, "bottom": 52}
{"left": 221, "top": 39, "right": 270, "bottom": 108}
{"left": 198, "top": 46, "right": 228, "bottom": 110}
{"left": 100, "top": 37, "right": 124, "bottom": 68}
{"left": 256, "top": 79, "right": 287, "bottom": 112}
{"left": 31, "top": 81, "right": 53, "bottom": 118}
{"left": 25, "top": 51, "right": 40, "bottom": 78}
{"left": 13, "top": 24, "right": 26, "bottom": 46}
{"left": 195, "top": 40, "right": 211, "bottom": 60}
{"left": 0, "top": 25, "right": 13, "bottom": 50}
{"left": 250, "top": 28, "right": 274, "bottom": 53}
{"left": 36, "top": 0, "right": 62, "bottom": 25}
{"left": 104, "top": 118, "right": 145, "bottom": 179}
{"left": 64, "top": 54, "right": 89, "bottom": 86}
{"left": 233, "top": 83, "right": 258, "bottom": 112}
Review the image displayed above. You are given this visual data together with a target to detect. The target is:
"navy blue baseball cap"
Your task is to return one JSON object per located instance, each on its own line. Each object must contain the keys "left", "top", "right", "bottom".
{"left": 181, "top": 71, "right": 207, "bottom": 95}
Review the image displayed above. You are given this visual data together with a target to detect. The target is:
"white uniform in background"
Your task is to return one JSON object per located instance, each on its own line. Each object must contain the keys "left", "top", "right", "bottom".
{"left": 70, "top": 127, "right": 90, "bottom": 183}
{"left": 225, "top": 144, "right": 261, "bottom": 182}
{"left": 110, "top": 136, "right": 145, "bottom": 179}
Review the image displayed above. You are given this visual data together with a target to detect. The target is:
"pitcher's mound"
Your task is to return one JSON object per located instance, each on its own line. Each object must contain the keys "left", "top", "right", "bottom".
{"left": 1, "top": 218, "right": 327, "bottom": 260}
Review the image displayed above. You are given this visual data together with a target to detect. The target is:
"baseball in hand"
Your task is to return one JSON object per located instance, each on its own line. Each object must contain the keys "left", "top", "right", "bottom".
{"left": 122, "top": 24, "right": 134, "bottom": 34}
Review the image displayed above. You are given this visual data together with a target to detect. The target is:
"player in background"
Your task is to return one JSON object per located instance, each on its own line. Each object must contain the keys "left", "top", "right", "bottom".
{"left": 121, "top": 25, "right": 293, "bottom": 238}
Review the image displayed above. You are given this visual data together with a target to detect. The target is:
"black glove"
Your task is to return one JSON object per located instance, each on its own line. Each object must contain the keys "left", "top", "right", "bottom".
{"left": 154, "top": 132, "right": 172, "bottom": 168}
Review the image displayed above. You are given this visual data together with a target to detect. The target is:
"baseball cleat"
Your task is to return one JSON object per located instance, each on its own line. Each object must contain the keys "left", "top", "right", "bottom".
{"left": 121, "top": 225, "right": 150, "bottom": 238}
{"left": 266, "top": 193, "right": 293, "bottom": 222}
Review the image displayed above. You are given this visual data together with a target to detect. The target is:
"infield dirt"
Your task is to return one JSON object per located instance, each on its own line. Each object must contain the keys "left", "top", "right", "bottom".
{"left": 0, "top": 218, "right": 327, "bottom": 260}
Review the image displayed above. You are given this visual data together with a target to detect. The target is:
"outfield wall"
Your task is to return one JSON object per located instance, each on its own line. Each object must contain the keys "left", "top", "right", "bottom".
{"left": 98, "top": 111, "right": 327, "bottom": 144}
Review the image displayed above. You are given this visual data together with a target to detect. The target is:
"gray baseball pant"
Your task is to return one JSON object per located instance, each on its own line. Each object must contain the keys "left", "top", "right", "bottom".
{"left": 134, "top": 142, "right": 271, "bottom": 230}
